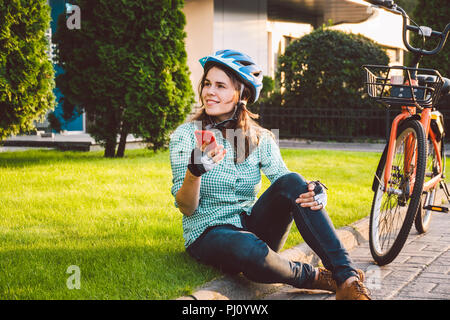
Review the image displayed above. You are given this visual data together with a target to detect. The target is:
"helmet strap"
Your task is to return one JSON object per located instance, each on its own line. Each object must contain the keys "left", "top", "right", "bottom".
{"left": 238, "top": 83, "right": 247, "bottom": 108}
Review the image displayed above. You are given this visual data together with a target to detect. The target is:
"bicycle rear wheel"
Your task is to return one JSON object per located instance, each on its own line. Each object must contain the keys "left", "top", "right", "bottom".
{"left": 369, "top": 119, "right": 426, "bottom": 266}
{"left": 414, "top": 138, "right": 442, "bottom": 233}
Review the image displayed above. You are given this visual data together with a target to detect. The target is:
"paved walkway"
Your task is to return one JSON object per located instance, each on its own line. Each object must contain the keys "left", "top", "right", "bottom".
{"left": 263, "top": 211, "right": 450, "bottom": 300}
{"left": 279, "top": 139, "right": 450, "bottom": 157}
{"left": 4, "top": 135, "right": 450, "bottom": 158}
{"left": 1, "top": 133, "right": 145, "bottom": 152}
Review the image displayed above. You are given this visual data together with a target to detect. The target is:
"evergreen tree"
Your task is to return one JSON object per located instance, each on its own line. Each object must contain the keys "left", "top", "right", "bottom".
{"left": 0, "top": 0, "right": 55, "bottom": 140}
{"left": 53, "top": 0, "right": 194, "bottom": 157}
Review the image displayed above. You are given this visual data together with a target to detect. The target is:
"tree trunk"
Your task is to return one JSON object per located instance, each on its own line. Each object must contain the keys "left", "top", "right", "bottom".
{"left": 104, "top": 137, "right": 116, "bottom": 158}
{"left": 116, "top": 128, "right": 128, "bottom": 158}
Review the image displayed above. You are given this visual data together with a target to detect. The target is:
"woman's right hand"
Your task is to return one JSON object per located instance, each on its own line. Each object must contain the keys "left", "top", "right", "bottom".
{"left": 187, "top": 141, "right": 227, "bottom": 177}
{"left": 202, "top": 141, "right": 227, "bottom": 164}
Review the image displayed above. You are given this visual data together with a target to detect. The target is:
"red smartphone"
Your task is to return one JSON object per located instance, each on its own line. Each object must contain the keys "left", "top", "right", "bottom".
{"left": 194, "top": 130, "right": 217, "bottom": 152}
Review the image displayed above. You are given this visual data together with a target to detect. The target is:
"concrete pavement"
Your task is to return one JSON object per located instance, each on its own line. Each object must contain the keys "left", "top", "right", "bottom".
{"left": 279, "top": 139, "right": 450, "bottom": 157}
{"left": 4, "top": 135, "right": 450, "bottom": 157}
{"left": 263, "top": 210, "right": 450, "bottom": 300}
{"left": 2, "top": 133, "right": 145, "bottom": 151}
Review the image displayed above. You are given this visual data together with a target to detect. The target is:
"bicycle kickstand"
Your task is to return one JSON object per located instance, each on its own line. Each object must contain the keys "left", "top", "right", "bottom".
{"left": 439, "top": 180, "right": 450, "bottom": 203}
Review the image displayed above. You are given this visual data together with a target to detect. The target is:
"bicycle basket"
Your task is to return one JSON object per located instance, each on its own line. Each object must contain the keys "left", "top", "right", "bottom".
{"left": 363, "top": 65, "right": 444, "bottom": 108}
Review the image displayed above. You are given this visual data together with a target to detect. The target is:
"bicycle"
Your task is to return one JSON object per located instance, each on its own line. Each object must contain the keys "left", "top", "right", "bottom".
{"left": 362, "top": 0, "right": 450, "bottom": 266}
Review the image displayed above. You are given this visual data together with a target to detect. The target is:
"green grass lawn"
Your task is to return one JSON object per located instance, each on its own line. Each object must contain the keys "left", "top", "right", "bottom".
{"left": 0, "top": 147, "right": 381, "bottom": 300}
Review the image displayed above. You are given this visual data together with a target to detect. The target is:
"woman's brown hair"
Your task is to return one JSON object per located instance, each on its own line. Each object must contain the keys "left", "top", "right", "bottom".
{"left": 191, "top": 62, "right": 266, "bottom": 163}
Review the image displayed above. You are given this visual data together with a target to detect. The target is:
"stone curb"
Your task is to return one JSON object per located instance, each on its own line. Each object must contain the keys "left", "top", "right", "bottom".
{"left": 176, "top": 215, "right": 371, "bottom": 300}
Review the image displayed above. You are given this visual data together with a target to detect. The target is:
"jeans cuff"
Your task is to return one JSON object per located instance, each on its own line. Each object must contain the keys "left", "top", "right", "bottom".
{"left": 334, "top": 269, "right": 359, "bottom": 287}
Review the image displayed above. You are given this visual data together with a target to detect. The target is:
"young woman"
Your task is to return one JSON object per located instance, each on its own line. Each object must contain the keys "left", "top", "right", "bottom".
{"left": 169, "top": 49, "right": 371, "bottom": 300}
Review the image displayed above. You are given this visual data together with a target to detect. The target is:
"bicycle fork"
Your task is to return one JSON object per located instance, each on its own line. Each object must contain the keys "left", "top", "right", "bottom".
{"left": 383, "top": 106, "right": 437, "bottom": 193}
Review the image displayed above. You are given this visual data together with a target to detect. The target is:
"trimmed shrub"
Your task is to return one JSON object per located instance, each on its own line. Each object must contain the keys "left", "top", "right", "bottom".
{"left": 271, "top": 28, "right": 389, "bottom": 139}
{"left": 0, "top": 0, "right": 55, "bottom": 140}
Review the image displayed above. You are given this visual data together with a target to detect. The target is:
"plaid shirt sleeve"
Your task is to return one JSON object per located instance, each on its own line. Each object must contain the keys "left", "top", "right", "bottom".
{"left": 169, "top": 123, "right": 195, "bottom": 208}
{"left": 259, "top": 130, "right": 291, "bottom": 183}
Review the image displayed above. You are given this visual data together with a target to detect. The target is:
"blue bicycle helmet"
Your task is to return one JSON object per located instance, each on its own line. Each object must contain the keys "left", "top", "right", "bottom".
{"left": 199, "top": 49, "right": 263, "bottom": 104}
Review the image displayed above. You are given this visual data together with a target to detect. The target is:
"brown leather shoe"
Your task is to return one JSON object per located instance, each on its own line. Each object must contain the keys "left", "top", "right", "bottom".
{"left": 336, "top": 280, "right": 372, "bottom": 300}
{"left": 307, "top": 267, "right": 365, "bottom": 292}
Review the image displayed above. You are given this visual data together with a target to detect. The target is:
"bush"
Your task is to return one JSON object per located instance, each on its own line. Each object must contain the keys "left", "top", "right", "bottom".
{"left": 53, "top": 0, "right": 194, "bottom": 157}
{"left": 259, "top": 75, "right": 275, "bottom": 100}
{"left": 270, "top": 28, "right": 389, "bottom": 139}
{"left": 0, "top": 0, "right": 55, "bottom": 140}
{"left": 278, "top": 28, "right": 389, "bottom": 108}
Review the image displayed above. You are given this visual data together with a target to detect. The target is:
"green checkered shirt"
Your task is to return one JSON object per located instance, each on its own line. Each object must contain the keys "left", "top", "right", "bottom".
{"left": 169, "top": 122, "right": 291, "bottom": 248}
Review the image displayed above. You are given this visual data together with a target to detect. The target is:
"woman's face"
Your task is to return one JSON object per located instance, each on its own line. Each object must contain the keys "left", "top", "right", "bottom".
{"left": 201, "top": 66, "right": 239, "bottom": 122}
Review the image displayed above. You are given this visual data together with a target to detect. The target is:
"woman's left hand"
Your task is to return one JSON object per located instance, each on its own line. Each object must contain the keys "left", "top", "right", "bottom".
{"left": 295, "top": 181, "right": 327, "bottom": 211}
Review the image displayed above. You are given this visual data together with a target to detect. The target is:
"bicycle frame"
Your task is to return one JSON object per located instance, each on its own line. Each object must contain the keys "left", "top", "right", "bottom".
{"left": 383, "top": 106, "right": 443, "bottom": 194}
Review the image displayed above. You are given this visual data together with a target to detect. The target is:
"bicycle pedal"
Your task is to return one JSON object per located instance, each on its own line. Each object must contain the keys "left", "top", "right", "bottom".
{"left": 423, "top": 205, "right": 449, "bottom": 213}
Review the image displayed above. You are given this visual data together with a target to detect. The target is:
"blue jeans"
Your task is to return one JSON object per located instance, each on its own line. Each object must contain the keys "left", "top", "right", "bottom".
{"left": 186, "top": 172, "right": 358, "bottom": 287}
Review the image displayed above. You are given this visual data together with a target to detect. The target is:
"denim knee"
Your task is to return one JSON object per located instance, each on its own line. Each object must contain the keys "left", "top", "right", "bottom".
{"left": 272, "top": 172, "right": 309, "bottom": 199}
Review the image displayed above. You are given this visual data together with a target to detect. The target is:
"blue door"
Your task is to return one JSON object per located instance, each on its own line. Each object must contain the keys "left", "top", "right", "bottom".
{"left": 49, "top": 0, "right": 84, "bottom": 132}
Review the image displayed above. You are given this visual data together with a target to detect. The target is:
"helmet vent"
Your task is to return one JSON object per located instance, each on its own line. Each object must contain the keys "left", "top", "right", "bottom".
{"left": 238, "top": 60, "right": 252, "bottom": 66}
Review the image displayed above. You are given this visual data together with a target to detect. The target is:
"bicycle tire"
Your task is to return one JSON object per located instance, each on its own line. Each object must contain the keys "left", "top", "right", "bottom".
{"left": 369, "top": 119, "right": 426, "bottom": 266}
{"left": 414, "top": 138, "right": 443, "bottom": 233}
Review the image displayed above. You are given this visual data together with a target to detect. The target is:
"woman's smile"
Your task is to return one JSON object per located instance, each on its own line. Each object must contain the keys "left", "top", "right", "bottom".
{"left": 201, "top": 66, "right": 238, "bottom": 122}
{"left": 205, "top": 98, "right": 220, "bottom": 106}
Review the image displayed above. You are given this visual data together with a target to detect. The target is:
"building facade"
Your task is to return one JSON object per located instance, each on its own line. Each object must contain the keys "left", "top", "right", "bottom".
{"left": 184, "top": 0, "right": 404, "bottom": 103}
{"left": 45, "top": 0, "right": 404, "bottom": 131}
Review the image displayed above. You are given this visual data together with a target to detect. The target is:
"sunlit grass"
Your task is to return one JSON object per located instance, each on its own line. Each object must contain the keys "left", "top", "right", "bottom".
{"left": 0, "top": 147, "right": 381, "bottom": 299}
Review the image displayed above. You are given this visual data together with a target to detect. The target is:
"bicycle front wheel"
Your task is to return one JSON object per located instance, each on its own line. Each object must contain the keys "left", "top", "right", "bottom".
{"left": 369, "top": 119, "right": 426, "bottom": 266}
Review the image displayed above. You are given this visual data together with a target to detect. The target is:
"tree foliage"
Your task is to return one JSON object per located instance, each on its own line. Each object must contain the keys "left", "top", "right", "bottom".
{"left": 394, "top": 0, "right": 418, "bottom": 18}
{"left": 277, "top": 28, "right": 389, "bottom": 109}
{"left": 0, "top": 0, "right": 55, "bottom": 140}
{"left": 263, "top": 28, "right": 390, "bottom": 139}
{"left": 410, "top": 0, "right": 449, "bottom": 78}
{"left": 53, "top": 0, "right": 194, "bottom": 157}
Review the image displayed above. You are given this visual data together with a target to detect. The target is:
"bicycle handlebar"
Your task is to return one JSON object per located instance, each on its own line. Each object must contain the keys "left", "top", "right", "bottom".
{"left": 365, "top": 0, "right": 450, "bottom": 56}
{"left": 365, "top": 0, "right": 394, "bottom": 8}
